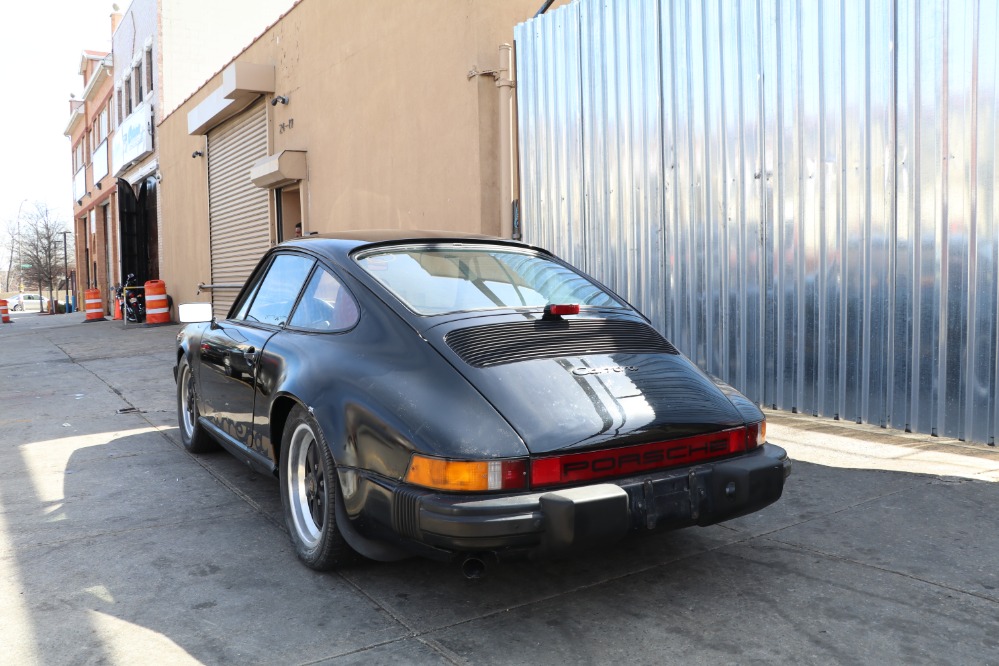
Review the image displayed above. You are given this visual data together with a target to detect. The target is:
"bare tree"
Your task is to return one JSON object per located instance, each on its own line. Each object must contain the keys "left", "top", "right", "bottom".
{"left": 19, "top": 203, "right": 73, "bottom": 310}
{"left": 3, "top": 223, "right": 17, "bottom": 293}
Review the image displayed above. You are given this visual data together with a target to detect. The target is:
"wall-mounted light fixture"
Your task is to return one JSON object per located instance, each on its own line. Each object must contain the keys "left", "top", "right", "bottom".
{"left": 271, "top": 95, "right": 289, "bottom": 106}
{"left": 192, "top": 150, "right": 204, "bottom": 158}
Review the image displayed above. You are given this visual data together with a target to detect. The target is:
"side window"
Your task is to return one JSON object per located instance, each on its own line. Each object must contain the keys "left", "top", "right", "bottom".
{"left": 232, "top": 268, "right": 265, "bottom": 321}
{"left": 289, "top": 267, "right": 359, "bottom": 332}
{"left": 243, "top": 254, "right": 315, "bottom": 327}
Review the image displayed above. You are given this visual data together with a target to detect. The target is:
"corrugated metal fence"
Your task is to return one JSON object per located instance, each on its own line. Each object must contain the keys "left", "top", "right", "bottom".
{"left": 516, "top": 0, "right": 998, "bottom": 444}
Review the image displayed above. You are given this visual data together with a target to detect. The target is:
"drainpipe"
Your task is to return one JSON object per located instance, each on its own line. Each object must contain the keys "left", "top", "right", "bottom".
{"left": 534, "top": 0, "right": 557, "bottom": 18}
{"left": 497, "top": 43, "right": 517, "bottom": 239}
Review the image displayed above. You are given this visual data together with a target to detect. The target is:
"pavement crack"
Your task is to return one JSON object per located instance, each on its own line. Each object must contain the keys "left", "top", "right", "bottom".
{"left": 48, "top": 338, "right": 142, "bottom": 413}
{"left": 5, "top": 508, "right": 249, "bottom": 555}
{"left": 154, "top": 430, "right": 287, "bottom": 533}
{"left": 370, "top": 534, "right": 762, "bottom": 644}
{"left": 735, "top": 477, "right": 930, "bottom": 542}
{"left": 347, "top": 476, "right": 986, "bottom": 648}
{"left": 762, "top": 536, "right": 999, "bottom": 606}
{"left": 294, "top": 633, "right": 465, "bottom": 666}
{"left": 332, "top": 573, "right": 466, "bottom": 665}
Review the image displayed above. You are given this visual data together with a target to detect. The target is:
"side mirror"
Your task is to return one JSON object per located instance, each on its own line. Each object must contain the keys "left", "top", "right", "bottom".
{"left": 179, "top": 302, "right": 214, "bottom": 324}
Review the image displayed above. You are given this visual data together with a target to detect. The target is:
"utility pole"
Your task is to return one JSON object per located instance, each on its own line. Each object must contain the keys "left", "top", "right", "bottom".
{"left": 61, "top": 230, "right": 70, "bottom": 314}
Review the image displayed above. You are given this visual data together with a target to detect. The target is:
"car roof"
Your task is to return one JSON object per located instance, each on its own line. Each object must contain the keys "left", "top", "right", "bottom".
{"left": 277, "top": 229, "right": 544, "bottom": 264}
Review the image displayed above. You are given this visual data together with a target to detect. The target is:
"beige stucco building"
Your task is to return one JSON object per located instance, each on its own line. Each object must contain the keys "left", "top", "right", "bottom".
{"left": 111, "top": 0, "right": 298, "bottom": 291}
{"left": 67, "top": 0, "right": 296, "bottom": 311}
{"left": 158, "top": 0, "right": 556, "bottom": 316}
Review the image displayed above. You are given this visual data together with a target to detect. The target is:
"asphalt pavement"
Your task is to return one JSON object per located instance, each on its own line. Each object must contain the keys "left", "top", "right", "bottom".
{"left": 1, "top": 309, "right": 998, "bottom": 665}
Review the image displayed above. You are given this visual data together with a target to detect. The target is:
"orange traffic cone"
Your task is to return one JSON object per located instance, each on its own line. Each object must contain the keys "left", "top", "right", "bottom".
{"left": 113, "top": 296, "right": 123, "bottom": 320}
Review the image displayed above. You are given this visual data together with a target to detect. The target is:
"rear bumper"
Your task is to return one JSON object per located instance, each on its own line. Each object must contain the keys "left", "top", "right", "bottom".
{"left": 363, "top": 444, "right": 790, "bottom": 559}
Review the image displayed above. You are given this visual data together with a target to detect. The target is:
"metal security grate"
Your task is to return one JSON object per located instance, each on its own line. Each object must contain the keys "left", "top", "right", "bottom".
{"left": 445, "top": 319, "right": 678, "bottom": 368}
{"left": 207, "top": 101, "right": 270, "bottom": 320}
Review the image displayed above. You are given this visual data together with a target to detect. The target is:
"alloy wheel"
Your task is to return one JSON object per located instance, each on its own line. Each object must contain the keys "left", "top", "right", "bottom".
{"left": 287, "top": 422, "right": 326, "bottom": 548}
{"left": 179, "top": 364, "right": 196, "bottom": 439}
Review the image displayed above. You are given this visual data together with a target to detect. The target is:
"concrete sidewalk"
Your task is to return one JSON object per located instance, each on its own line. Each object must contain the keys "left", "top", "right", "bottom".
{"left": 1, "top": 311, "right": 998, "bottom": 665}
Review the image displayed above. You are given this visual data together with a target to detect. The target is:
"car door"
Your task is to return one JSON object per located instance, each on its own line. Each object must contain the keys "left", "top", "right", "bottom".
{"left": 197, "top": 252, "right": 316, "bottom": 459}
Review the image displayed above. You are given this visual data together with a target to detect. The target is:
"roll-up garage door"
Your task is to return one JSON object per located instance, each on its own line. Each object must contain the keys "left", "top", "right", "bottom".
{"left": 207, "top": 101, "right": 269, "bottom": 318}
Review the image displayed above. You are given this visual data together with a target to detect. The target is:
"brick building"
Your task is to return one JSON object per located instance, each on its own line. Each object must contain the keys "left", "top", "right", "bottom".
{"left": 64, "top": 24, "right": 120, "bottom": 314}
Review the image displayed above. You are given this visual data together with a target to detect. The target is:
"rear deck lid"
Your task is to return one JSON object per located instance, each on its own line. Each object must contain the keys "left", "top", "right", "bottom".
{"left": 431, "top": 315, "right": 746, "bottom": 455}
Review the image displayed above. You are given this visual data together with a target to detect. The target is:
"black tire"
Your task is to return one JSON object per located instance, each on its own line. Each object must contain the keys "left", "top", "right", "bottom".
{"left": 280, "top": 405, "right": 355, "bottom": 570}
{"left": 176, "top": 356, "right": 216, "bottom": 453}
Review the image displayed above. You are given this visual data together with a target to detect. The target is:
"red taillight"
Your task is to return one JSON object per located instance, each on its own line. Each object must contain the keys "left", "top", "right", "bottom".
{"left": 497, "top": 459, "right": 529, "bottom": 489}
{"left": 545, "top": 303, "right": 580, "bottom": 316}
{"left": 530, "top": 426, "right": 756, "bottom": 488}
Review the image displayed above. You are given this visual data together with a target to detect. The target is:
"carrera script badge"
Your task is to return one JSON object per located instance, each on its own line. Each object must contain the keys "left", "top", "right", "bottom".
{"left": 570, "top": 365, "right": 638, "bottom": 376}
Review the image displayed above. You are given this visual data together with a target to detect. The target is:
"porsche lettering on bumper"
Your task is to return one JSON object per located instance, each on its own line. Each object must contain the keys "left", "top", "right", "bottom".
{"left": 366, "top": 443, "right": 790, "bottom": 560}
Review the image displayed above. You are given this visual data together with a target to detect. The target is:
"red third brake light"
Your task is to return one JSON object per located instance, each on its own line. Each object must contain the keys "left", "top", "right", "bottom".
{"left": 530, "top": 426, "right": 757, "bottom": 488}
{"left": 545, "top": 303, "right": 580, "bottom": 316}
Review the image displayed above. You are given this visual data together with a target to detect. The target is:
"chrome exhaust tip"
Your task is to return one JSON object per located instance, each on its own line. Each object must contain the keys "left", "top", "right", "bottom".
{"left": 460, "top": 555, "right": 487, "bottom": 580}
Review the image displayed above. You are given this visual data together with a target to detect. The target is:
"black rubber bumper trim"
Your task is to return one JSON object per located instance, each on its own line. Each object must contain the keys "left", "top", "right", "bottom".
{"left": 408, "top": 444, "right": 789, "bottom": 554}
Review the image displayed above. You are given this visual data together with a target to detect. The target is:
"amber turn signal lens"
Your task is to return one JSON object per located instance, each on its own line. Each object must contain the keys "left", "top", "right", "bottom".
{"left": 405, "top": 455, "right": 527, "bottom": 492}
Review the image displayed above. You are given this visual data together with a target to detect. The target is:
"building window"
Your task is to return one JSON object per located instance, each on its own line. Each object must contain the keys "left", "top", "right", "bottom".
{"left": 91, "top": 105, "right": 108, "bottom": 145}
{"left": 145, "top": 47, "right": 154, "bottom": 92}
{"left": 125, "top": 76, "right": 133, "bottom": 115}
{"left": 116, "top": 89, "right": 123, "bottom": 126}
{"left": 134, "top": 64, "right": 143, "bottom": 104}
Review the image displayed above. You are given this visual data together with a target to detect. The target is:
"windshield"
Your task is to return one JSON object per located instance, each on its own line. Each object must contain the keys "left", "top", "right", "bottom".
{"left": 354, "top": 246, "right": 625, "bottom": 315}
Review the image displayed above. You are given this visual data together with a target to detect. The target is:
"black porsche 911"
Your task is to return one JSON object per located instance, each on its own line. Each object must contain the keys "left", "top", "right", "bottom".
{"left": 175, "top": 231, "right": 790, "bottom": 575}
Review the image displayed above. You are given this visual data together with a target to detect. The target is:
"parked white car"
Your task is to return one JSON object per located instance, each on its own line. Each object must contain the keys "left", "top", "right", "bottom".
{"left": 5, "top": 294, "right": 48, "bottom": 312}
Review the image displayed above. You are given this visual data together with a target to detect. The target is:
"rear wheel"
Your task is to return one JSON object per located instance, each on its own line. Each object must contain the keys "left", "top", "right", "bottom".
{"left": 176, "top": 356, "right": 215, "bottom": 453}
{"left": 280, "top": 405, "right": 354, "bottom": 570}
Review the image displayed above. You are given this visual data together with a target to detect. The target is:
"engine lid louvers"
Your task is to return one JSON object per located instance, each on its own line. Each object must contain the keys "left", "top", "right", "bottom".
{"left": 445, "top": 319, "right": 679, "bottom": 368}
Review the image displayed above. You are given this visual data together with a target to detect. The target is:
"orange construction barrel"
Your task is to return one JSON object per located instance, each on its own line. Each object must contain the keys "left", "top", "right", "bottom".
{"left": 0, "top": 300, "right": 11, "bottom": 324}
{"left": 144, "top": 280, "right": 171, "bottom": 326}
{"left": 84, "top": 288, "right": 106, "bottom": 322}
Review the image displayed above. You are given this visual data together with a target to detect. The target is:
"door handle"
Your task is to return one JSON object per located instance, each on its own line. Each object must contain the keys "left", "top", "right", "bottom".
{"left": 243, "top": 347, "right": 259, "bottom": 365}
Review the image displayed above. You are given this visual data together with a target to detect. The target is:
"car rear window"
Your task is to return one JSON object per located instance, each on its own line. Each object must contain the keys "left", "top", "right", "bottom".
{"left": 354, "top": 246, "right": 624, "bottom": 315}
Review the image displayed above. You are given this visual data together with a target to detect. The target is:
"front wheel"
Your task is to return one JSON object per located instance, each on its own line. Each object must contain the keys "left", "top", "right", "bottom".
{"left": 280, "top": 405, "right": 354, "bottom": 570}
{"left": 176, "top": 356, "right": 216, "bottom": 453}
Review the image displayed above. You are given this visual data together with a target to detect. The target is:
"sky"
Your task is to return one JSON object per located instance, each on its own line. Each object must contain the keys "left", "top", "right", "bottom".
{"left": 0, "top": 0, "right": 118, "bottom": 248}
